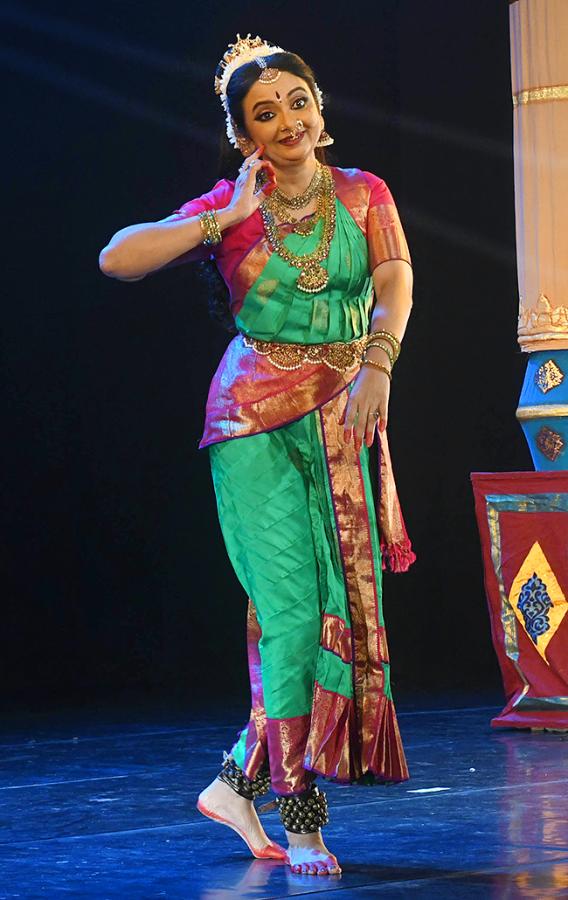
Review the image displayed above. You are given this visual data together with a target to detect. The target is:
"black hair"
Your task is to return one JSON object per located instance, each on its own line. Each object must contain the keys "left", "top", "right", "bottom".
{"left": 199, "top": 50, "right": 330, "bottom": 333}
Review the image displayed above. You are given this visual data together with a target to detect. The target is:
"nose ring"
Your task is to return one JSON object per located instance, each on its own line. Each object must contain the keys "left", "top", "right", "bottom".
{"left": 287, "top": 119, "right": 304, "bottom": 139}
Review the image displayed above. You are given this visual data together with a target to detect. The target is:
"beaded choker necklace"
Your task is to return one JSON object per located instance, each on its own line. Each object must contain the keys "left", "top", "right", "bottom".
{"left": 270, "top": 163, "right": 323, "bottom": 210}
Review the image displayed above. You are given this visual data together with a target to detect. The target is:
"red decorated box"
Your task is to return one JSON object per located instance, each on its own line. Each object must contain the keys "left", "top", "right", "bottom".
{"left": 471, "top": 471, "right": 568, "bottom": 729}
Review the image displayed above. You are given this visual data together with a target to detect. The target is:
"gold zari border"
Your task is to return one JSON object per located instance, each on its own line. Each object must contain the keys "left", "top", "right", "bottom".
{"left": 367, "top": 205, "right": 412, "bottom": 272}
{"left": 516, "top": 405, "right": 568, "bottom": 420}
{"left": 513, "top": 85, "right": 568, "bottom": 107}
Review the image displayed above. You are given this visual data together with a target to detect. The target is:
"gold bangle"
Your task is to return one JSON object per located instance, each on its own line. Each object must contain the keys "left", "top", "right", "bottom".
{"left": 368, "top": 328, "right": 400, "bottom": 348}
{"left": 208, "top": 210, "right": 222, "bottom": 245}
{"left": 365, "top": 340, "right": 395, "bottom": 366}
{"left": 198, "top": 211, "right": 211, "bottom": 245}
{"left": 199, "top": 209, "right": 222, "bottom": 246}
{"left": 204, "top": 210, "right": 222, "bottom": 245}
{"left": 367, "top": 329, "right": 401, "bottom": 361}
{"left": 368, "top": 332, "right": 400, "bottom": 360}
{"left": 362, "top": 357, "right": 392, "bottom": 379}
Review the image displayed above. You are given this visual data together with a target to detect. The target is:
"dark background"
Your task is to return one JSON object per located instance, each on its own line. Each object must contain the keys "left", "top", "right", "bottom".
{"left": 3, "top": 0, "right": 527, "bottom": 713}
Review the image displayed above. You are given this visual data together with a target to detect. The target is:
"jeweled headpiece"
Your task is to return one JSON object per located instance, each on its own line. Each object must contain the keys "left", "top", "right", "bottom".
{"left": 214, "top": 34, "right": 325, "bottom": 147}
{"left": 254, "top": 55, "right": 282, "bottom": 85}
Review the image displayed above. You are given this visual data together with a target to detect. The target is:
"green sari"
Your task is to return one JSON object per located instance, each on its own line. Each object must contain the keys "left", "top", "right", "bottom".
{"left": 172, "top": 165, "right": 414, "bottom": 795}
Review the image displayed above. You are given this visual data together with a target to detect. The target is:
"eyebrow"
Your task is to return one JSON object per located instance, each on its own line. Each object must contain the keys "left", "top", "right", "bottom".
{"left": 252, "top": 86, "right": 307, "bottom": 113}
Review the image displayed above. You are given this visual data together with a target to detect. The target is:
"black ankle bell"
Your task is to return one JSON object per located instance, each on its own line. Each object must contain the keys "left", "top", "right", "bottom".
{"left": 217, "top": 753, "right": 271, "bottom": 801}
{"left": 276, "top": 784, "right": 329, "bottom": 833}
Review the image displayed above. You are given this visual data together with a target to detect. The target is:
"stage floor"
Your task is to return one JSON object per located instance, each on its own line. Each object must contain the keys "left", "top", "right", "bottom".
{"left": 0, "top": 696, "right": 566, "bottom": 898}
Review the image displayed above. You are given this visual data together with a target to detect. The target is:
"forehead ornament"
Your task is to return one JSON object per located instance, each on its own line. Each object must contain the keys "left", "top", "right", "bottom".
{"left": 214, "top": 33, "right": 325, "bottom": 147}
{"left": 254, "top": 55, "right": 281, "bottom": 84}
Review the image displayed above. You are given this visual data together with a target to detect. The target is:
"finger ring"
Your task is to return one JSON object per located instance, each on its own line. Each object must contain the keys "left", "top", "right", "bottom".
{"left": 372, "top": 410, "right": 380, "bottom": 419}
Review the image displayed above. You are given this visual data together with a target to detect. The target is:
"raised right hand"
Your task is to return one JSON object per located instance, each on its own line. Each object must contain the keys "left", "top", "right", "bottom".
{"left": 227, "top": 145, "right": 277, "bottom": 223}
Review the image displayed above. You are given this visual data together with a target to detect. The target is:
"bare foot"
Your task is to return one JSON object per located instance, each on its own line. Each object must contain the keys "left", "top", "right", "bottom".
{"left": 286, "top": 830, "right": 342, "bottom": 875}
{"left": 197, "top": 777, "right": 286, "bottom": 860}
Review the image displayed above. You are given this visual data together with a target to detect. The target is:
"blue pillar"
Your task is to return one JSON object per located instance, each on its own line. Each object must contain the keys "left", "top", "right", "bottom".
{"left": 517, "top": 350, "right": 568, "bottom": 471}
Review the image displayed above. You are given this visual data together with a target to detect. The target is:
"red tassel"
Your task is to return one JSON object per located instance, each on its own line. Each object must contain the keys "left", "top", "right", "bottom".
{"left": 380, "top": 539, "right": 417, "bottom": 573}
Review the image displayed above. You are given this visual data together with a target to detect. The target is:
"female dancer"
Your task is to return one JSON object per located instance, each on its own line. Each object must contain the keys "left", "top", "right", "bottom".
{"left": 99, "top": 35, "right": 415, "bottom": 876}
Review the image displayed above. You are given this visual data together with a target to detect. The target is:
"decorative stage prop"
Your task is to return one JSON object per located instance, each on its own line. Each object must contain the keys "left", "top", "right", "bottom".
{"left": 517, "top": 351, "right": 568, "bottom": 470}
{"left": 471, "top": 1, "right": 568, "bottom": 730}
{"left": 471, "top": 472, "right": 568, "bottom": 730}
{"left": 511, "top": 0, "right": 568, "bottom": 467}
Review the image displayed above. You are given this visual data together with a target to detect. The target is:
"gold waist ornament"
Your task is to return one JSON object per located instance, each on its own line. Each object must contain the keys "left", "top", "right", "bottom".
{"left": 242, "top": 334, "right": 367, "bottom": 372}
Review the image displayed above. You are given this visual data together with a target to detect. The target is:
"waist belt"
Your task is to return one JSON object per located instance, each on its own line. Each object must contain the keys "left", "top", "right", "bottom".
{"left": 242, "top": 334, "right": 367, "bottom": 373}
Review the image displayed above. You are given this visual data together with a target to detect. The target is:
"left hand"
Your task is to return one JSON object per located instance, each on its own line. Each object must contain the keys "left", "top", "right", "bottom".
{"left": 339, "top": 366, "right": 390, "bottom": 452}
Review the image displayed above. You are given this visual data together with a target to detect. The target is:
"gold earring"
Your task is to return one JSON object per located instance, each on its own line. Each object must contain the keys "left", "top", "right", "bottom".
{"left": 236, "top": 135, "right": 254, "bottom": 156}
{"left": 316, "top": 129, "right": 334, "bottom": 148}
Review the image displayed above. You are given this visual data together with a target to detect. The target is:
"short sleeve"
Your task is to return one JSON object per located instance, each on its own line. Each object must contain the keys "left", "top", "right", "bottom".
{"left": 163, "top": 178, "right": 235, "bottom": 266}
{"left": 361, "top": 171, "right": 412, "bottom": 272}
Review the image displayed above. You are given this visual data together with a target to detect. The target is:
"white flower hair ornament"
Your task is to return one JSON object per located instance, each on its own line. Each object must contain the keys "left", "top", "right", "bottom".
{"left": 214, "top": 34, "right": 325, "bottom": 148}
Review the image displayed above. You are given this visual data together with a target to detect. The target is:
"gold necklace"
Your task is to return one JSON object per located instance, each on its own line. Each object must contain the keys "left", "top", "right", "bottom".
{"left": 271, "top": 162, "right": 323, "bottom": 210}
{"left": 269, "top": 193, "right": 321, "bottom": 235}
{"left": 290, "top": 213, "right": 320, "bottom": 236}
{"left": 260, "top": 165, "right": 336, "bottom": 293}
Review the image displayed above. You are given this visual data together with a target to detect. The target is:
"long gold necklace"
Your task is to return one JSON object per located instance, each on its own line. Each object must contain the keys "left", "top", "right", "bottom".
{"left": 260, "top": 165, "right": 336, "bottom": 294}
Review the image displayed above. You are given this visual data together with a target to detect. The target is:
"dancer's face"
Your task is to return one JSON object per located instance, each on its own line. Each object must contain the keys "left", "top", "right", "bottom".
{"left": 240, "top": 71, "right": 323, "bottom": 166}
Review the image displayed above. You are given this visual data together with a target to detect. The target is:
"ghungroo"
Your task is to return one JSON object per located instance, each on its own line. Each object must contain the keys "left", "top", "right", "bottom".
{"left": 217, "top": 753, "right": 271, "bottom": 800}
{"left": 276, "top": 784, "right": 329, "bottom": 833}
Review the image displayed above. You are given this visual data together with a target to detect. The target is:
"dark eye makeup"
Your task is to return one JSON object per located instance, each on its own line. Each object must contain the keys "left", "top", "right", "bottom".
{"left": 255, "top": 95, "right": 310, "bottom": 122}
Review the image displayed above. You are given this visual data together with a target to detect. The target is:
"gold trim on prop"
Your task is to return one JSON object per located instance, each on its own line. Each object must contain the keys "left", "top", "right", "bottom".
{"left": 486, "top": 501, "right": 531, "bottom": 707}
{"left": 518, "top": 294, "right": 568, "bottom": 349}
{"left": 242, "top": 335, "right": 367, "bottom": 373}
{"left": 516, "top": 405, "right": 568, "bottom": 420}
{"left": 487, "top": 504, "right": 522, "bottom": 663}
{"left": 520, "top": 335, "right": 568, "bottom": 349}
{"left": 513, "top": 85, "right": 568, "bottom": 107}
